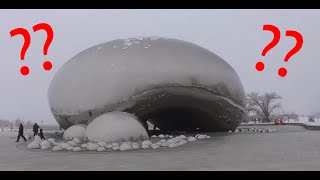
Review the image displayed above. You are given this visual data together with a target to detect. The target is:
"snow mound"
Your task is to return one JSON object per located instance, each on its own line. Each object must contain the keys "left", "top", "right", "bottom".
{"left": 97, "top": 147, "right": 106, "bottom": 152}
{"left": 81, "top": 144, "right": 87, "bottom": 148}
{"left": 206, "top": 135, "right": 211, "bottom": 139}
{"left": 67, "top": 146, "right": 74, "bottom": 151}
{"left": 167, "top": 139, "right": 176, "bottom": 143}
{"left": 63, "top": 124, "right": 87, "bottom": 140}
{"left": 40, "top": 141, "right": 51, "bottom": 147}
{"left": 141, "top": 145, "right": 150, "bottom": 149}
{"left": 228, "top": 130, "right": 233, "bottom": 133}
{"left": 120, "top": 143, "right": 133, "bottom": 151}
{"left": 151, "top": 144, "right": 160, "bottom": 149}
{"left": 158, "top": 134, "right": 165, "bottom": 138}
{"left": 87, "top": 143, "right": 99, "bottom": 151}
{"left": 161, "top": 142, "right": 170, "bottom": 147}
{"left": 98, "top": 142, "right": 107, "bottom": 147}
{"left": 151, "top": 135, "right": 157, "bottom": 138}
{"left": 68, "top": 141, "right": 77, "bottom": 147}
{"left": 142, "top": 140, "right": 152, "bottom": 146}
{"left": 34, "top": 135, "right": 41, "bottom": 140}
{"left": 112, "top": 146, "right": 120, "bottom": 151}
{"left": 112, "top": 143, "right": 119, "bottom": 147}
{"left": 27, "top": 142, "right": 40, "bottom": 149}
{"left": 60, "top": 143, "right": 71, "bottom": 150}
{"left": 73, "top": 147, "right": 81, "bottom": 152}
{"left": 187, "top": 137, "right": 197, "bottom": 142}
{"left": 52, "top": 142, "right": 59, "bottom": 146}
{"left": 41, "top": 145, "right": 50, "bottom": 150}
{"left": 84, "top": 112, "right": 149, "bottom": 143}
{"left": 234, "top": 129, "right": 239, "bottom": 132}
{"left": 106, "top": 144, "right": 113, "bottom": 149}
{"left": 48, "top": 138, "right": 55, "bottom": 143}
{"left": 25, "top": 135, "right": 31, "bottom": 140}
{"left": 160, "top": 139, "right": 166, "bottom": 143}
{"left": 197, "top": 135, "right": 207, "bottom": 140}
{"left": 169, "top": 135, "right": 173, "bottom": 138}
{"left": 180, "top": 135, "right": 187, "bottom": 139}
{"left": 168, "top": 143, "right": 179, "bottom": 148}
{"left": 132, "top": 144, "right": 140, "bottom": 149}
{"left": 156, "top": 142, "right": 162, "bottom": 145}
{"left": 72, "top": 138, "right": 81, "bottom": 144}
{"left": 52, "top": 146, "right": 63, "bottom": 151}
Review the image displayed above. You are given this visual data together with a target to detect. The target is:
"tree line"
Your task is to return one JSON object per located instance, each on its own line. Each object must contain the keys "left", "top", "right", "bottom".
{"left": 245, "top": 91, "right": 298, "bottom": 122}
{"left": 0, "top": 118, "right": 35, "bottom": 130}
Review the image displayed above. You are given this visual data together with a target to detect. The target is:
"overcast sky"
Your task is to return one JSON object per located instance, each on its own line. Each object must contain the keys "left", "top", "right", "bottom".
{"left": 0, "top": 9, "right": 319, "bottom": 125}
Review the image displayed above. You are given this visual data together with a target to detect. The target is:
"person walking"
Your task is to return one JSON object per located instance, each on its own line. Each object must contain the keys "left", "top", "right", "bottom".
{"left": 38, "top": 129, "right": 45, "bottom": 140}
{"left": 16, "top": 123, "right": 26, "bottom": 142}
{"left": 33, "top": 123, "right": 39, "bottom": 137}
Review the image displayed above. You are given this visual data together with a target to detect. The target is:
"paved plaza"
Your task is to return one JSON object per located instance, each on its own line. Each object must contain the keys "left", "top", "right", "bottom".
{"left": 1, "top": 125, "right": 320, "bottom": 170}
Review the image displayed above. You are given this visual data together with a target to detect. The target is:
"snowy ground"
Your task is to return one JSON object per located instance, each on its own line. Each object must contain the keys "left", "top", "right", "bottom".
{"left": 2, "top": 125, "right": 320, "bottom": 170}
{"left": 242, "top": 116, "right": 320, "bottom": 126}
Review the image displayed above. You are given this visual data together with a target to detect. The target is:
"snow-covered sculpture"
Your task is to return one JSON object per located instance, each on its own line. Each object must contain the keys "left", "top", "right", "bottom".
{"left": 48, "top": 37, "right": 246, "bottom": 132}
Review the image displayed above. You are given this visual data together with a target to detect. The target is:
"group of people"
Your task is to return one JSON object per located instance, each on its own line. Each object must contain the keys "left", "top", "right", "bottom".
{"left": 16, "top": 123, "right": 45, "bottom": 142}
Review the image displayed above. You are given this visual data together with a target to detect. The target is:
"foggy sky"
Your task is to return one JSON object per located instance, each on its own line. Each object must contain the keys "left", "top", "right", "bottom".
{"left": 0, "top": 9, "right": 319, "bottom": 125}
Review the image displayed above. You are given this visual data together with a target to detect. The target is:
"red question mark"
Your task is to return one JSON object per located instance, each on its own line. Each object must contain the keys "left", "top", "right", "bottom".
{"left": 9, "top": 28, "right": 31, "bottom": 76}
{"left": 278, "top": 30, "right": 303, "bottom": 77}
{"left": 32, "top": 23, "right": 54, "bottom": 71}
{"left": 256, "top": 24, "right": 281, "bottom": 72}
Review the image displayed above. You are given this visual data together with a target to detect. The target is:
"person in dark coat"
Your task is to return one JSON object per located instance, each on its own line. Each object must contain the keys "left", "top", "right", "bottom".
{"left": 33, "top": 123, "right": 39, "bottom": 137}
{"left": 38, "top": 129, "right": 45, "bottom": 140}
{"left": 16, "top": 123, "right": 26, "bottom": 142}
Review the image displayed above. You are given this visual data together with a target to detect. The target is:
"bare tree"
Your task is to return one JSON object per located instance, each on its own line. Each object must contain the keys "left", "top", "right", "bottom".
{"left": 247, "top": 92, "right": 282, "bottom": 122}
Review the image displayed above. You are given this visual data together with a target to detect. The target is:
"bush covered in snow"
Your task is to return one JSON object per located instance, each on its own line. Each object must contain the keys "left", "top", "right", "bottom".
{"left": 40, "top": 141, "right": 51, "bottom": 147}
{"left": 158, "top": 134, "right": 165, "bottom": 138}
{"left": 84, "top": 112, "right": 149, "bottom": 143}
{"left": 27, "top": 142, "right": 40, "bottom": 149}
{"left": 72, "top": 138, "right": 81, "bottom": 144}
{"left": 120, "top": 143, "right": 133, "bottom": 151}
{"left": 52, "top": 146, "right": 63, "bottom": 151}
{"left": 73, "top": 147, "right": 81, "bottom": 152}
{"left": 132, "top": 144, "right": 140, "bottom": 149}
{"left": 151, "top": 144, "right": 160, "bottom": 149}
{"left": 112, "top": 146, "right": 119, "bottom": 151}
{"left": 41, "top": 145, "right": 50, "bottom": 150}
{"left": 98, "top": 142, "right": 107, "bottom": 147}
{"left": 187, "top": 137, "right": 197, "bottom": 142}
{"left": 81, "top": 144, "right": 87, "bottom": 148}
{"left": 142, "top": 140, "right": 152, "bottom": 146}
{"left": 68, "top": 141, "right": 78, "bottom": 147}
{"left": 97, "top": 147, "right": 106, "bottom": 152}
{"left": 63, "top": 124, "right": 87, "bottom": 140}
{"left": 87, "top": 143, "right": 99, "bottom": 151}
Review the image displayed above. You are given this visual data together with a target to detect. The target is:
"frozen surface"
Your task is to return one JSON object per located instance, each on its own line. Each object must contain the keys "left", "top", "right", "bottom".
{"left": 84, "top": 112, "right": 149, "bottom": 143}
